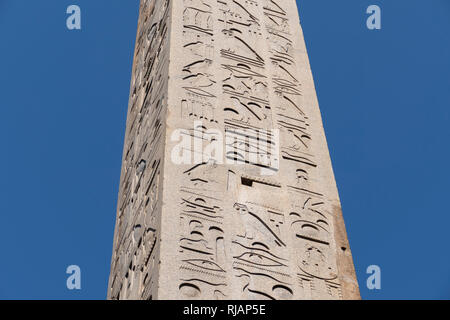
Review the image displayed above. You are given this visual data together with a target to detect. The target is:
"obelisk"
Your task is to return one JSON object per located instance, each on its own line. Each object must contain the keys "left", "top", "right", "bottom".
{"left": 107, "top": 0, "right": 360, "bottom": 300}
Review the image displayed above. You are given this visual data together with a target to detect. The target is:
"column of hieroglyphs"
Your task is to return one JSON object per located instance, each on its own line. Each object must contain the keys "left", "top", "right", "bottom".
{"left": 108, "top": 0, "right": 171, "bottom": 300}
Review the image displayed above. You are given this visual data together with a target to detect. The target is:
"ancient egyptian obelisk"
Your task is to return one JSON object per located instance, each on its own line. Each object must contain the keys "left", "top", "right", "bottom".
{"left": 107, "top": 0, "right": 360, "bottom": 300}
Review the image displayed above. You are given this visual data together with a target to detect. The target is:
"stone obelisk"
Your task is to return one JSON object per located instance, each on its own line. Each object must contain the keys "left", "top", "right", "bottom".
{"left": 107, "top": 0, "right": 360, "bottom": 300}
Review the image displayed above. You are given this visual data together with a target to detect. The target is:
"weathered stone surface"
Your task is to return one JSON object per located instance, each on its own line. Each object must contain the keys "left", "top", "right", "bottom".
{"left": 107, "top": 0, "right": 360, "bottom": 300}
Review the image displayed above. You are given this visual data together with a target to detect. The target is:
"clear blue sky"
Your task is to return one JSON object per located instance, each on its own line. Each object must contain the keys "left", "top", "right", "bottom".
{"left": 0, "top": 0, "right": 449, "bottom": 300}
